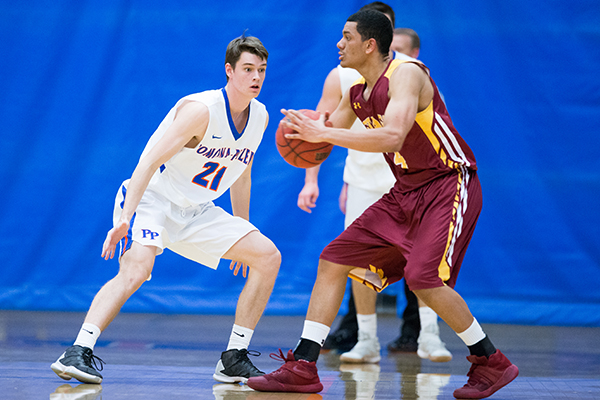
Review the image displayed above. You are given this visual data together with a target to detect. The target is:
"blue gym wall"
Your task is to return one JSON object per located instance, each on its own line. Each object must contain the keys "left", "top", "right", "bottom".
{"left": 1, "top": 1, "right": 599, "bottom": 326}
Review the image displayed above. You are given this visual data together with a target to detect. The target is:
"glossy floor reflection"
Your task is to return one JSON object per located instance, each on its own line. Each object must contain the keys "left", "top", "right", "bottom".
{"left": 1, "top": 311, "right": 599, "bottom": 399}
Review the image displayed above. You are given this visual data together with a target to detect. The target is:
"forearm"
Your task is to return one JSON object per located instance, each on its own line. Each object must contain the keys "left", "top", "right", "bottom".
{"left": 230, "top": 178, "right": 251, "bottom": 220}
{"left": 304, "top": 165, "right": 320, "bottom": 185}
{"left": 321, "top": 126, "right": 405, "bottom": 153}
{"left": 119, "top": 164, "right": 157, "bottom": 223}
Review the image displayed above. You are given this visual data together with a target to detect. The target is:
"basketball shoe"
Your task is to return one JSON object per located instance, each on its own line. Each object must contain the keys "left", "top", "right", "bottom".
{"left": 213, "top": 349, "right": 264, "bottom": 383}
{"left": 387, "top": 334, "right": 418, "bottom": 353}
{"left": 51, "top": 345, "right": 104, "bottom": 384}
{"left": 339, "top": 337, "right": 381, "bottom": 363}
{"left": 417, "top": 332, "right": 452, "bottom": 362}
{"left": 453, "top": 350, "right": 519, "bottom": 399}
{"left": 247, "top": 349, "right": 323, "bottom": 393}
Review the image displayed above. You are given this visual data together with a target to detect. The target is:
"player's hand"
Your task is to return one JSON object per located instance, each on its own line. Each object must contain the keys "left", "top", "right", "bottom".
{"left": 323, "top": 111, "right": 333, "bottom": 128}
{"left": 339, "top": 182, "right": 348, "bottom": 214}
{"left": 230, "top": 260, "right": 249, "bottom": 278}
{"left": 281, "top": 109, "right": 326, "bottom": 143}
{"left": 101, "top": 219, "right": 130, "bottom": 260}
{"left": 298, "top": 181, "right": 319, "bottom": 213}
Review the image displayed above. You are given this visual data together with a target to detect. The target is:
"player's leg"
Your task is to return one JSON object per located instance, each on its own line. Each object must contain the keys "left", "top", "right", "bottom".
{"left": 408, "top": 171, "right": 517, "bottom": 398}
{"left": 223, "top": 230, "right": 280, "bottom": 330}
{"left": 339, "top": 281, "right": 380, "bottom": 363}
{"left": 247, "top": 258, "right": 354, "bottom": 393}
{"left": 85, "top": 242, "right": 156, "bottom": 330}
{"left": 51, "top": 242, "right": 156, "bottom": 383}
{"left": 213, "top": 230, "right": 280, "bottom": 383}
{"left": 415, "top": 296, "right": 452, "bottom": 362}
{"left": 388, "top": 280, "right": 420, "bottom": 352}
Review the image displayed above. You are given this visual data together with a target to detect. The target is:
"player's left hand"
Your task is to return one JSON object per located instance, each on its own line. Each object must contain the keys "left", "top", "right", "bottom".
{"left": 230, "top": 260, "right": 249, "bottom": 278}
{"left": 281, "top": 109, "right": 326, "bottom": 143}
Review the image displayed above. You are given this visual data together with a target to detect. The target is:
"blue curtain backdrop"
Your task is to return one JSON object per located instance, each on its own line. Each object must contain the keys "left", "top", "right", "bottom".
{"left": 1, "top": 1, "right": 598, "bottom": 326}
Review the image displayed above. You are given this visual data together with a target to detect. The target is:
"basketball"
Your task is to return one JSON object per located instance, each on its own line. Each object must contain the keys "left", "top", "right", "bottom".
{"left": 275, "top": 109, "right": 334, "bottom": 168}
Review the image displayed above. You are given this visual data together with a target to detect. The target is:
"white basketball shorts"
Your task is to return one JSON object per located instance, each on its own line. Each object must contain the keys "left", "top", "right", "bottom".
{"left": 113, "top": 180, "right": 257, "bottom": 269}
{"left": 344, "top": 184, "right": 389, "bottom": 229}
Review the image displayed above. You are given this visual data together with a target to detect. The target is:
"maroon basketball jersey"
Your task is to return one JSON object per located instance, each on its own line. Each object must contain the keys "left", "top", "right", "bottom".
{"left": 349, "top": 59, "right": 477, "bottom": 193}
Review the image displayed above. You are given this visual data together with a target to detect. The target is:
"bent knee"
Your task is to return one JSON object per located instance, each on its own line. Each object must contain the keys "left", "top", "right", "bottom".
{"left": 251, "top": 241, "right": 281, "bottom": 276}
{"left": 118, "top": 262, "right": 153, "bottom": 291}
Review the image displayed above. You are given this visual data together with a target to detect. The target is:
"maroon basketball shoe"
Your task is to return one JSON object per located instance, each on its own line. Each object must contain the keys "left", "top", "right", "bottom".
{"left": 247, "top": 349, "right": 323, "bottom": 393}
{"left": 453, "top": 350, "right": 519, "bottom": 399}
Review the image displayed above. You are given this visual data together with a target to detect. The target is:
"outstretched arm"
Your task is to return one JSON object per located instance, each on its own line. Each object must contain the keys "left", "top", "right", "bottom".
{"left": 101, "top": 101, "right": 209, "bottom": 259}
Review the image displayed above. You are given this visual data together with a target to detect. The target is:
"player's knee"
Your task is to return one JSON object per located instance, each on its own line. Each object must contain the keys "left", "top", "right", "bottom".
{"left": 248, "top": 240, "right": 280, "bottom": 277}
{"left": 118, "top": 262, "right": 152, "bottom": 292}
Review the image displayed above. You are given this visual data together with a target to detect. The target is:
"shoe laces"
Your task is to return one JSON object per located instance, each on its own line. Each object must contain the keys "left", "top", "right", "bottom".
{"left": 80, "top": 347, "right": 106, "bottom": 372}
{"left": 239, "top": 349, "right": 261, "bottom": 359}
{"left": 269, "top": 348, "right": 294, "bottom": 363}
{"left": 236, "top": 349, "right": 263, "bottom": 373}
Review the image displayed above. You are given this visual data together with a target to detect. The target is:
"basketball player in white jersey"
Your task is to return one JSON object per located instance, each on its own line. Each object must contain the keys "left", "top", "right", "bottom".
{"left": 298, "top": 3, "right": 451, "bottom": 365}
{"left": 51, "top": 35, "right": 280, "bottom": 385}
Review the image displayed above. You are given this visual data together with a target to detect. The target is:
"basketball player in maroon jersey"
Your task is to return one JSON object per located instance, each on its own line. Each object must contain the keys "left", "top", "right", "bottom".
{"left": 248, "top": 9, "right": 518, "bottom": 399}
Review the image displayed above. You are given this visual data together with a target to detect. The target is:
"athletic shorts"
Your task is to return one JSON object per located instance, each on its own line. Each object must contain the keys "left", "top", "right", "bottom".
{"left": 321, "top": 170, "right": 482, "bottom": 292}
{"left": 344, "top": 184, "right": 391, "bottom": 229}
{"left": 113, "top": 180, "right": 257, "bottom": 269}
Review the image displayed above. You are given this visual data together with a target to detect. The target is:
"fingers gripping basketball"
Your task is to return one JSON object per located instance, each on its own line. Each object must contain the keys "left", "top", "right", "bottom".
{"left": 275, "top": 109, "right": 333, "bottom": 168}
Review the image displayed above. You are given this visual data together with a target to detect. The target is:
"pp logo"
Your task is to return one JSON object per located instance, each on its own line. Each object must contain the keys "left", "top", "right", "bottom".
{"left": 141, "top": 229, "right": 160, "bottom": 240}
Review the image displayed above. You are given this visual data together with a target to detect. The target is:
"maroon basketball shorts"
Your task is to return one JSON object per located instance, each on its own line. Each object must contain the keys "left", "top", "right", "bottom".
{"left": 320, "top": 170, "right": 482, "bottom": 292}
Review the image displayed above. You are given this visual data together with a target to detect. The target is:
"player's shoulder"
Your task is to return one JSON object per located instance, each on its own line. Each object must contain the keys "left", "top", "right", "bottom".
{"left": 182, "top": 89, "right": 223, "bottom": 106}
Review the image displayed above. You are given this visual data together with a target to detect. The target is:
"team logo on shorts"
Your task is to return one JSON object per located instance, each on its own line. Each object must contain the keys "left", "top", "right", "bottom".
{"left": 141, "top": 229, "right": 160, "bottom": 240}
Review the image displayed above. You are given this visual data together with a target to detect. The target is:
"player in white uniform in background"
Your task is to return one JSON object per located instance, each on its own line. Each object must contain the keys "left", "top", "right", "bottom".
{"left": 51, "top": 35, "right": 280, "bottom": 385}
{"left": 298, "top": 5, "right": 451, "bottom": 364}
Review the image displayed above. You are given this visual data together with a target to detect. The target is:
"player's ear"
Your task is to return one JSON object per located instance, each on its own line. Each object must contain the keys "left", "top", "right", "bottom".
{"left": 225, "top": 63, "right": 234, "bottom": 79}
{"left": 364, "top": 38, "right": 377, "bottom": 55}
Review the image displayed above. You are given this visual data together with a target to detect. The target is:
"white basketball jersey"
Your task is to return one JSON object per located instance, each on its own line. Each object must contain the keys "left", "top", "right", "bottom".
{"left": 338, "top": 65, "right": 395, "bottom": 193}
{"left": 141, "top": 88, "right": 267, "bottom": 207}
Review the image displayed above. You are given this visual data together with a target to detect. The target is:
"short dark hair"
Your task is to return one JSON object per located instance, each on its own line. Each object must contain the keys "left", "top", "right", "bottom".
{"left": 224, "top": 34, "right": 269, "bottom": 80}
{"left": 359, "top": 1, "right": 395, "bottom": 27}
{"left": 347, "top": 10, "right": 393, "bottom": 57}
{"left": 394, "top": 27, "right": 421, "bottom": 50}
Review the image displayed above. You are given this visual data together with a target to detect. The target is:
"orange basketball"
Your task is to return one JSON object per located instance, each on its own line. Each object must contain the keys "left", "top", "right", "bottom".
{"left": 275, "top": 109, "right": 333, "bottom": 168}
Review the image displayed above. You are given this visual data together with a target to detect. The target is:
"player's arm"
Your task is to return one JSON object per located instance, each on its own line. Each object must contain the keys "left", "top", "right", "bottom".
{"left": 228, "top": 156, "right": 252, "bottom": 277}
{"left": 297, "top": 68, "right": 344, "bottom": 213}
{"left": 101, "top": 101, "right": 210, "bottom": 259}
{"left": 230, "top": 156, "right": 253, "bottom": 221}
{"left": 283, "top": 63, "right": 427, "bottom": 153}
{"left": 229, "top": 111, "right": 268, "bottom": 220}
{"left": 228, "top": 112, "right": 268, "bottom": 277}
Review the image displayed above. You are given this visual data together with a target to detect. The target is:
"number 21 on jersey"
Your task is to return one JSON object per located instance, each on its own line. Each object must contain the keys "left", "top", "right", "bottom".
{"left": 192, "top": 162, "right": 227, "bottom": 191}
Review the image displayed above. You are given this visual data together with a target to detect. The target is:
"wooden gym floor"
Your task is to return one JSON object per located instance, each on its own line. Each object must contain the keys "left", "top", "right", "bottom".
{"left": 0, "top": 310, "right": 599, "bottom": 399}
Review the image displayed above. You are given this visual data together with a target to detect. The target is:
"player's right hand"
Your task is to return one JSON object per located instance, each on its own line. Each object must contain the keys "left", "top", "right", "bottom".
{"left": 101, "top": 220, "right": 130, "bottom": 260}
{"left": 298, "top": 182, "right": 319, "bottom": 213}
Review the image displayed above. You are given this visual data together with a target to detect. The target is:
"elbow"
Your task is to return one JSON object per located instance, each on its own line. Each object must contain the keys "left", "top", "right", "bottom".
{"left": 384, "top": 135, "right": 405, "bottom": 153}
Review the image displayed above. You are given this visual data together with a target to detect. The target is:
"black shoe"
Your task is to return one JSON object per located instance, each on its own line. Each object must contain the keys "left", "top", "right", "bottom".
{"left": 321, "top": 328, "right": 358, "bottom": 354}
{"left": 51, "top": 345, "right": 105, "bottom": 384}
{"left": 213, "top": 349, "right": 264, "bottom": 383}
{"left": 387, "top": 335, "right": 418, "bottom": 353}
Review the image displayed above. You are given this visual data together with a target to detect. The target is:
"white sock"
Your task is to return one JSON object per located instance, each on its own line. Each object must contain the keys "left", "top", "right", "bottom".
{"left": 300, "top": 320, "right": 330, "bottom": 347}
{"left": 227, "top": 324, "right": 253, "bottom": 350}
{"left": 419, "top": 306, "right": 439, "bottom": 335}
{"left": 456, "top": 318, "right": 486, "bottom": 346}
{"left": 73, "top": 323, "right": 101, "bottom": 350}
{"left": 357, "top": 313, "right": 377, "bottom": 340}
